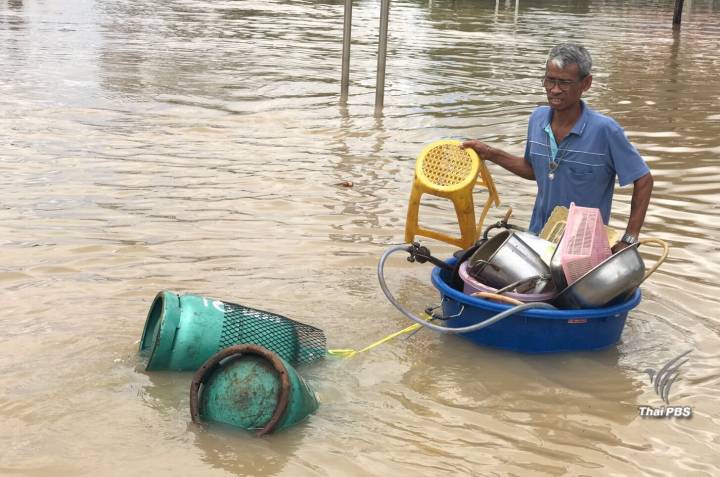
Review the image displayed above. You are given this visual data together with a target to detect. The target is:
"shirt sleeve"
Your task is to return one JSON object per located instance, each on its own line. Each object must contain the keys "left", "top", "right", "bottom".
{"left": 608, "top": 123, "right": 650, "bottom": 186}
{"left": 524, "top": 135, "right": 531, "bottom": 164}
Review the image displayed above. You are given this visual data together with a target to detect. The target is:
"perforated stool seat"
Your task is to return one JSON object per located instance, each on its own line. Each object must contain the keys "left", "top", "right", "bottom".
{"left": 404, "top": 140, "right": 501, "bottom": 249}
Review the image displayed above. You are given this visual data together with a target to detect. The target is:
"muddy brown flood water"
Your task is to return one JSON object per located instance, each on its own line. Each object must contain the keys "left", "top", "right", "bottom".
{"left": 1, "top": 0, "right": 720, "bottom": 475}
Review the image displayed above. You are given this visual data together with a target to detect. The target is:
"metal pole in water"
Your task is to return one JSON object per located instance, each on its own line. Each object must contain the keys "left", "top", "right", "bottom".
{"left": 374, "top": 0, "right": 391, "bottom": 115}
{"left": 340, "top": 0, "right": 352, "bottom": 103}
{"left": 673, "top": 0, "right": 685, "bottom": 27}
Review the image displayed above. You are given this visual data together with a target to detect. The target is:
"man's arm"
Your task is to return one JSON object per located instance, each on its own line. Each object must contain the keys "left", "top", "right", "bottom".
{"left": 462, "top": 140, "right": 535, "bottom": 181}
{"left": 612, "top": 171, "right": 654, "bottom": 253}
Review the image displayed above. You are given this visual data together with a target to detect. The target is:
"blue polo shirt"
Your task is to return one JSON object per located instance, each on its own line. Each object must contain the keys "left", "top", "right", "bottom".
{"left": 523, "top": 101, "right": 650, "bottom": 233}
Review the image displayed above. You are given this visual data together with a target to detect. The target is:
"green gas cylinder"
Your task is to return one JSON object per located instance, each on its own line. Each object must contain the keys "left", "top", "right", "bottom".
{"left": 139, "top": 291, "right": 326, "bottom": 371}
{"left": 190, "top": 344, "right": 319, "bottom": 435}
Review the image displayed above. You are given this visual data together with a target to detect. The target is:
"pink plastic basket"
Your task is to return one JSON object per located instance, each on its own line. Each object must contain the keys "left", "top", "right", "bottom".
{"left": 557, "top": 203, "right": 611, "bottom": 284}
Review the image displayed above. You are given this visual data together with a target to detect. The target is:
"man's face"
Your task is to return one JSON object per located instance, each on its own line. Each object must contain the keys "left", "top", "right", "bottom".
{"left": 544, "top": 61, "right": 592, "bottom": 111}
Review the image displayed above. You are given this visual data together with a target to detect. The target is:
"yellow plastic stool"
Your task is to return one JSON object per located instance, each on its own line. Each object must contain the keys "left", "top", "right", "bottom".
{"left": 405, "top": 140, "right": 500, "bottom": 249}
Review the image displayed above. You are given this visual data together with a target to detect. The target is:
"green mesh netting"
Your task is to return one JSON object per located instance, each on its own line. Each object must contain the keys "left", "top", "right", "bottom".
{"left": 218, "top": 302, "right": 327, "bottom": 366}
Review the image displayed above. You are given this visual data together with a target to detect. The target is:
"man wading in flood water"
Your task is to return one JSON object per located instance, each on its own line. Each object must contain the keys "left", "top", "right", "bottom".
{"left": 463, "top": 43, "right": 653, "bottom": 252}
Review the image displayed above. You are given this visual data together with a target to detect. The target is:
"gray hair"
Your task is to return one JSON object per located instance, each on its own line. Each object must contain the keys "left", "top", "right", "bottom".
{"left": 547, "top": 43, "right": 592, "bottom": 78}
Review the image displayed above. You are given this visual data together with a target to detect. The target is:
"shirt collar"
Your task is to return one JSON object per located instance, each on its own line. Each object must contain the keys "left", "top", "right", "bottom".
{"left": 543, "top": 100, "right": 590, "bottom": 137}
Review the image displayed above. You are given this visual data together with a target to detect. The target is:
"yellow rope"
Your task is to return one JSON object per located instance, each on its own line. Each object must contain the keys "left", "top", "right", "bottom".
{"left": 327, "top": 314, "right": 431, "bottom": 359}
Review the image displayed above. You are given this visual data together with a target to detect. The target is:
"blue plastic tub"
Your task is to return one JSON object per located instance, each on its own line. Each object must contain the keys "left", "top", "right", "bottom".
{"left": 430, "top": 258, "right": 642, "bottom": 353}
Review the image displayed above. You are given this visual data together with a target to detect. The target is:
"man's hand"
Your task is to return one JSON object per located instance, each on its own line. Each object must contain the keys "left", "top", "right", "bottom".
{"left": 462, "top": 140, "right": 496, "bottom": 161}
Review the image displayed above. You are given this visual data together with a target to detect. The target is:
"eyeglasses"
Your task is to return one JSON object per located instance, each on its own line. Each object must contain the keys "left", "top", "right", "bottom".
{"left": 542, "top": 76, "right": 584, "bottom": 91}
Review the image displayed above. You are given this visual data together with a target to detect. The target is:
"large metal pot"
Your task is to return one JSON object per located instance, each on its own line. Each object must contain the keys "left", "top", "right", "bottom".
{"left": 514, "top": 231, "right": 556, "bottom": 265}
{"left": 553, "top": 238, "right": 669, "bottom": 309}
{"left": 467, "top": 230, "right": 552, "bottom": 294}
{"left": 459, "top": 262, "right": 558, "bottom": 303}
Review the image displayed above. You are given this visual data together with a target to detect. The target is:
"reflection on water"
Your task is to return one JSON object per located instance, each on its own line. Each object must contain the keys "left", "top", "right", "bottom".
{"left": 1, "top": 0, "right": 719, "bottom": 475}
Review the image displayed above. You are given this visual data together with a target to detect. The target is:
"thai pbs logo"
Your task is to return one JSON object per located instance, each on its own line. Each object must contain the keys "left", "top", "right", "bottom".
{"left": 638, "top": 349, "right": 692, "bottom": 418}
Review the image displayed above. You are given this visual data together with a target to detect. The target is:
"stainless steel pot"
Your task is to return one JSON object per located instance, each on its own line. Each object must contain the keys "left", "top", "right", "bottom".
{"left": 467, "top": 230, "right": 553, "bottom": 293}
{"left": 553, "top": 238, "right": 669, "bottom": 309}
{"left": 514, "top": 231, "right": 556, "bottom": 266}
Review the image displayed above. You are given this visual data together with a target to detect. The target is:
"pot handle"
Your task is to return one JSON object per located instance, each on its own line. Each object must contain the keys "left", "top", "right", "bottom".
{"left": 481, "top": 207, "right": 525, "bottom": 240}
{"left": 471, "top": 291, "right": 524, "bottom": 306}
{"left": 638, "top": 238, "right": 670, "bottom": 285}
{"left": 503, "top": 206, "right": 513, "bottom": 224}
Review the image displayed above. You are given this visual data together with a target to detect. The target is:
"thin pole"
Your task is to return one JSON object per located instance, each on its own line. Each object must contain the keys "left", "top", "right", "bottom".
{"left": 340, "top": 0, "right": 352, "bottom": 103}
{"left": 673, "top": 0, "right": 685, "bottom": 26}
{"left": 374, "top": 0, "right": 391, "bottom": 115}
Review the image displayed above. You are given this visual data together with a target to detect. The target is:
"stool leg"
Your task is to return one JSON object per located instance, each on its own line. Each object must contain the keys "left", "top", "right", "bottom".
{"left": 451, "top": 192, "right": 477, "bottom": 249}
{"left": 405, "top": 181, "right": 423, "bottom": 244}
{"left": 476, "top": 194, "right": 494, "bottom": 237}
